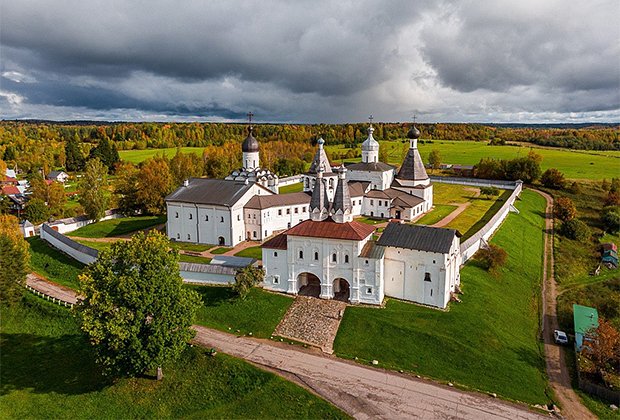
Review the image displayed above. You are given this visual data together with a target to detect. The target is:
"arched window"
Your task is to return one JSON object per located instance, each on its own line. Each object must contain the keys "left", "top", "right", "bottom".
{"left": 274, "top": 251, "right": 278, "bottom": 257}
{"left": 332, "top": 253, "right": 337, "bottom": 263}
{"left": 176, "top": 233, "right": 180, "bottom": 239}
{"left": 187, "top": 234, "right": 191, "bottom": 240}
{"left": 314, "top": 251, "right": 319, "bottom": 260}
{"left": 344, "top": 255, "right": 349, "bottom": 264}
{"left": 175, "top": 212, "right": 179, "bottom": 218}
{"left": 299, "top": 250, "right": 304, "bottom": 259}
{"left": 205, "top": 215, "right": 209, "bottom": 221}
{"left": 189, "top": 213, "right": 193, "bottom": 220}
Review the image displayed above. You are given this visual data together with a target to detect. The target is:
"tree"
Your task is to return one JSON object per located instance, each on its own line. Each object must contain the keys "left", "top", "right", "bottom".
{"left": 114, "top": 162, "right": 140, "bottom": 215}
{"left": 505, "top": 154, "right": 541, "bottom": 183}
{"left": 480, "top": 186, "right": 500, "bottom": 199}
{"left": 428, "top": 149, "right": 442, "bottom": 172}
{"left": 65, "top": 135, "right": 85, "bottom": 172}
{"left": 30, "top": 175, "right": 66, "bottom": 217}
{"left": 0, "top": 159, "right": 6, "bottom": 181}
{"left": 601, "top": 206, "right": 620, "bottom": 233}
{"left": 559, "top": 219, "right": 590, "bottom": 241}
{"left": 233, "top": 265, "right": 265, "bottom": 299}
{"left": 604, "top": 190, "right": 620, "bottom": 207}
{"left": 79, "top": 158, "right": 109, "bottom": 221}
{"left": 475, "top": 244, "right": 508, "bottom": 275}
{"left": 89, "top": 137, "right": 120, "bottom": 173}
{"left": 378, "top": 145, "right": 389, "bottom": 164}
{"left": 540, "top": 168, "right": 566, "bottom": 189}
{"left": 554, "top": 196, "right": 577, "bottom": 222}
{"left": 582, "top": 319, "right": 620, "bottom": 384}
{"left": 169, "top": 149, "right": 204, "bottom": 185}
{"left": 0, "top": 214, "right": 29, "bottom": 305}
{"left": 24, "top": 198, "right": 50, "bottom": 224}
{"left": 135, "top": 158, "right": 173, "bottom": 215}
{"left": 76, "top": 231, "right": 201, "bottom": 378}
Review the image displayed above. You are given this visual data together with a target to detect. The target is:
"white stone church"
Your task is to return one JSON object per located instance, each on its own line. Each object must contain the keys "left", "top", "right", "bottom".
{"left": 166, "top": 121, "right": 462, "bottom": 308}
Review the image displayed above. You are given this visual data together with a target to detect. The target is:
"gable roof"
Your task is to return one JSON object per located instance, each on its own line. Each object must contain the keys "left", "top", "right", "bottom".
{"left": 359, "top": 241, "right": 385, "bottom": 259}
{"left": 166, "top": 178, "right": 270, "bottom": 207}
{"left": 262, "top": 233, "right": 288, "bottom": 250}
{"left": 346, "top": 161, "right": 395, "bottom": 173}
{"left": 377, "top": 222, "right": 460, "bottom": 254}
{"left": 1, "top": 185, "right": 20, "bottom": 195}
{"left": 245, "top": 192, "right": 311, "bottom": 210}
{"left": 285, "top": 218, "right": 375, "bottom": 241}
{"left": 348, "top": 181, "right": 369, "bottom": 197}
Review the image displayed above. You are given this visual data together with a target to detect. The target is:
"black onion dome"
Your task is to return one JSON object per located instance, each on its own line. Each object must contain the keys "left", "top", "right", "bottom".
{"left": 407, "top": 125, "right": 421, "bottom": 139}
{"left": 242, "top": 127, "right": 259, "bottom": 152}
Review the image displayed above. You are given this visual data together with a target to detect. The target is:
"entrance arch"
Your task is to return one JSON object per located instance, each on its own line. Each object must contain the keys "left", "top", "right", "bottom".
{"left": 333, "top": 278, "right": 350, "bottom": 302}
{"left": 218, "top": 236, "right": 225, "bottom": 246}
{"left": 297, "top": 272, "right": 321, "bottom": 298}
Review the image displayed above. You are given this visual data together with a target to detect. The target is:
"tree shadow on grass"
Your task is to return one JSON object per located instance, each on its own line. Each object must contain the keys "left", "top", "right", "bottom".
{"left": 190, "top": 286, "right": 236, "bottom": 308}
{"left": 0, "top": 333, "right": 112, "bottom": 396}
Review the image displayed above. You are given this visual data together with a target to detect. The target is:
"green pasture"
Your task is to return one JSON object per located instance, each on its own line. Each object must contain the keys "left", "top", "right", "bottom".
{"left": 68, "top": 216, "right": 166, "bottom": 238}
{"left": 334, "top": 190, "right": 550, "bottom": 405}
{"left": 118, "top": 147, "right": 206, "bottom": 164}
{"left": 0, "top": 296, "right": 345, "bottom": 419}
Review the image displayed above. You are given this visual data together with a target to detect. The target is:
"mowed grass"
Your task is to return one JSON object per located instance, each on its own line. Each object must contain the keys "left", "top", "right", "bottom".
{"left": 415, "top": 204, "right": 458, "bottom": 225}
{"left": 326, "top": 140, "right": 620, "bottom": 180}
{"left": 234, "top": 246, "right": 263, "bottom": 260}
{"left": 73, "top": 240, "right": 214, "bottom": 264}
{"left": 211, "top": 247, "right": 232, "bottom": 254}
{"left": 68, "top": 216, "right": 166, "bottom": 238}
{"left": 119, "top": 147, "right": 206, "bottom": 164}
{"left": 279, "top": 182, "right": 304, "bottom": 194}
{"left": 0, "top": 296, "right": 346, "bottom": 419}
{"left": 27, "top": 237, "right": 85, "bottom": 290}
{"left": 179, "top": 254, "right": 213, "bottom": 264}
{"left": 191, "top": 286, "right": 293, "bottom": 338}
{"left": 334, "top": 190, "right": 549, "bottom": 405}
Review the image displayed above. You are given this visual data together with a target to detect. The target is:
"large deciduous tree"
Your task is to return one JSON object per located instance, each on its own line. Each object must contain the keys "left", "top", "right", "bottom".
{"left": 135, "top": 157, "right": 173, "bottom": 215}
{"left": 540, "top": 168, "right": 566, "bottom": 190}
{"left": 76, "top": 231, "right": 201, "bottom": 378}
{"left": 169, "top": 149, "right": 204, "bottom": 186}
{"left": 428, "top": 149, "right": 442, "bottom": 172}
{"left": 79, "top": 158, "right": 109, "bottom": 221}
{"left": 0, "top": 214, "right": 29, "bottom": 305}
{"left": 65, "top": 134, "right": 85, "bottom": 172}
{"left": 582, "top": 319, "right": 620, "bottom": 384}
{"left": 554, "top": 196, "right": 577, "bottom": 222}
{"left": 233, "top": 265, "right": 265, "bottom": 300}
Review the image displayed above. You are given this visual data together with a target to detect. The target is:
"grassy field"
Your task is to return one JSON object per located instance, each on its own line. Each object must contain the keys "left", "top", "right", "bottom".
{"left": 234, "top": 246, "right": 263, "bottom": 260}
{"left": 27, "top": 237, "right": 85, "bottom": 290}
{"left": 326, "top": 140, "right": 620, "bottom": 180}
{"left": 172, "top": 242, "right": 215, "bottom": 252}
{"left": 119, "top": 147, "right": 206, "bottom": 164}
{"left": 334, "top": 190, "right": 550, "bottom": 405}
{"left": 68, "top": 216, "right": 166, "bottom": 238}
{"left": 415, "top": 204, "right": 458, "bottom": 225}
{"left": 192, "top": 286, "right": 293, "bottom": 338}
{"left": 279, "top": 182, "right": 304, "bottom": 194}
{"left": 211, "top": 247, "right": 232, "bottom": 255}
{"left": 0, "top": 296, "right": 345, "bottom": 419}
{"left": 73, "top": 239, "right": 214, "bottom": 264}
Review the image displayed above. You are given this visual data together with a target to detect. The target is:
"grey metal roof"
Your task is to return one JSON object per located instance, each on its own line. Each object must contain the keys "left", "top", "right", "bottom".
{"left": 332, "top": 169, "right": 352, "bottom": 214}
{"left": 209, "top": 255, "right": 257, "bottom": 268}
{"left": 396, "top": 147, "right": 429, "bottom": 182}
{"left": 346, "top": 161, "right": 395, "bottom": 172}
{"left": 347, "top": 181, "right": 369, "bottom": 198}
{"left": 179, "top": 262, "right": 238, "bottom": 275}
{"left": 245, "top": 192, "right": 311, "bottom": 210}
{"left": 241, "top": 127, "right": 259, "bottom": 152}
{"left": 377, "top": 222, "right": 460, "bottom": 254}
{"left": 309, "top": 174, "right": 330, "bottom": 214}
{"left": 166, "top": 178, "right": 260, "bottom": 206}
{"left": 359, "top": 241, "right": 385, "bottom": 259}
{"left": 308, "top": 144, "right": 331, "bottom": 174}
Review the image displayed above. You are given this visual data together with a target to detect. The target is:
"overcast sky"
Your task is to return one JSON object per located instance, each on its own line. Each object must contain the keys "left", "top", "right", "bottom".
{"left": 1, "top": 0, "right": 619, "bottom": 123}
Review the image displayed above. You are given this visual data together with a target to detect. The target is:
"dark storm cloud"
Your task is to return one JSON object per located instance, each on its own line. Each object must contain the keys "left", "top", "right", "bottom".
{"left": 0, "top": 0, "right": 618, "bottom": 122}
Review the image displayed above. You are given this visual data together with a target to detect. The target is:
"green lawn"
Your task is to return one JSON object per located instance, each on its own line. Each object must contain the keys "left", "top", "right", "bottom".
{"left": 27, "top": 237, "right": 85, "bottom": 290}
{"left": 447, "top": 190, "right": 512, "bottom": 239}
{"left": 415, "top": 204, "right": 458, "bottom": 225}
{"left": 334, "top": 190, "right": 550, "bottom": 405}
{"left": 179, "top": 254, "right": 213, "bottom": 264}
{"left": 172, "top": 242, "right": 215, "bottom": 252}
{"left": 326, "top": 140, "right": 620, "bottom": 180}
{"left": 0, "top": 296, "right": 345, "bottom": 419}
{"left": 354, "top": 216, "right": 385, "bottom": 225}
{"left": 73, "top": 240, "right": 214, "bottom": 265}
{"left": 119, "top": 147, "right": 206, "bottom": 164}
{"left": 192, "top": 286, "right": 293, "bottom": 338}
{"left": 279, "top": 182, "right": 304, "bottom": 194}
{"left": 68, "top": 216, "right": 166, "bottom": 238}
{"left": 211, "top": 247, "right": 232, "bottom": 255}
{"left": 73, "top": 239, "right": 114, "bottom": 252}
{"left": 234, "top": 246, "right": 263, "bottom": 260}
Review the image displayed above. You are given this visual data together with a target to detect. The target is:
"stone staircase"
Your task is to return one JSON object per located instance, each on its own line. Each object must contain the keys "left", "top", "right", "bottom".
{"left": 274, "top": 296, "right": 347, "bottom": 353}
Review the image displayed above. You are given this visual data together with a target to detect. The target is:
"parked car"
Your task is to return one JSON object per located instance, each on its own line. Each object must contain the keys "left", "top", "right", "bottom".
{"left": 554, "top": 330, "right": 569, "bottom": 345}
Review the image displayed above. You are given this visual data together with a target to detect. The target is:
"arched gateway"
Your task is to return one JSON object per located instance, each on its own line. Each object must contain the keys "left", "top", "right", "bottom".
{"left": 333, "top": 278, "right": 350, "bottom": 302}
{"left": 297, "top": 272, "right": 321, "bottom": 298}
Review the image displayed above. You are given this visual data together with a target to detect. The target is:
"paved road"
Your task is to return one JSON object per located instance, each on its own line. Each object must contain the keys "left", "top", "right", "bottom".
{"left": 533, "top": 188, "right": 594, "bottom": 420}
{"left": 194, "top": 326, "right": 544, "bottom": 420}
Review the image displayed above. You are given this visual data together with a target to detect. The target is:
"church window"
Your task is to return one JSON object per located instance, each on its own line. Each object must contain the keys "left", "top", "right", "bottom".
{"left": 286, "top": 209, "right": 290, "bottom": 215}
{"left": 278, "top": 209, "right": 282, "bottom": 216}
{"left": 237, "top": 215, "right": 240, "bottom": 221}
{"left": 299, "top": 250, "right": 304, "bottom": 259}
{"left": 365, "top": 260, "right": 369, "bottom": 265}
{"left": 370, "top": 199, "right": 374, "bottom": 205}
{"left": 371, "top": 211, "right": 374, "bottom": 216}
{"left": 264, "top": 230, "right": 267, "bottom": 237}
{"left": 253, "top": 214, "right": 256, "bottom": 219}
{"left": 433, "top": 260, "right": 436, "bottom": 264}
{"left": 189, "top": 213, "right": 193, "bottom": 220}
{"left": 205, "top": 215, "right": 209, "bottom": 221}
{"left": 424, "top": 272, "right": 431, "bottom": 282}
{"left": 220, "top": 217, "right": 224, "bottom": 223}
{"left": 314, "top": 252, "right": 319, "bottom": 260}
{"left": 175, "top": 212, "right": 179, "bottom": 218}
{"left": 187, "top": 234, "right": 191, "bottom": 240}
{"left": 273, "top": 275, "right": 280, "bottom": 284}
{"left": 366, "top": 287, "right": 373, "bottom": 294}
{"left": 344, "top": 255, "right": 349, "bottom": 264}
{"left": 294, "top": 207, "right": 298, "bottom": 214}
{"left": 176, "top": 233, "right": 180, "bottom": 239}
{"left": 302, "top": 206, "right": 306, "bottom": 212}
{"left": 332, "top": 253, "right": 337, "bottom": 263}
{"left": 380, "top": 213, "right": 384, "bottom": 218}
{"left": 430, "top": 289, "right": 433, "bottom": 297}
{"left": 274, "top": 251, "right": 278, "bottom": 257}
{"left": 287, "top": 222, "right": 291, "bottom": 228}
{"left": 253, "top": 231, "right": 257, "bottom": 238}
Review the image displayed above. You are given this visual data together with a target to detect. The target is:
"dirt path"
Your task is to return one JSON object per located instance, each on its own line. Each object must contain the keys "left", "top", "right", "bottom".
{"left": 432, "top": 201, "right": 471, "bottom": 227}
{"left": 26, "top": 273, "right": 79, "bottom": 305}
{"left": 532, "top": 188, "right": 595, "bottom": 420}
{"left": 25, "top": 275, "right": 545, "bottom": 418}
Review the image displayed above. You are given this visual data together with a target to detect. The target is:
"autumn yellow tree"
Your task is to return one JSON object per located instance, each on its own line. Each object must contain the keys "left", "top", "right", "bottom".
{"left": 136, "top": 158, "right": 173, "bottom": 215}
{"left": 0, "top": 214, "right": 30, "bottom": 305}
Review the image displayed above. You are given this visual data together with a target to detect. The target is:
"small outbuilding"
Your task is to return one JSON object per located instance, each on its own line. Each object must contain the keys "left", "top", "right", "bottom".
{"left": 46, "top": 170, "right": 69, "bottom": 183}
{"left": 20, "top": 220, "right": 36, "bottom": 238}
{"left": 573, "top": 304, "right": 599, "bottom": 351}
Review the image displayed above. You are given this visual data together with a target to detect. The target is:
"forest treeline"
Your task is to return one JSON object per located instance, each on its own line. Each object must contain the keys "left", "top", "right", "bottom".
{"left": 0, "top": 121, "right": 618, "bottom": 172}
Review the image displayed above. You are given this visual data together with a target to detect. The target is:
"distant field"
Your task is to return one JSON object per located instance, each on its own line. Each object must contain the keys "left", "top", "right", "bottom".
{"left": 119, "top": 147, "right": 205, "bottom": 163}
{"left": 68, "top": 216, "right": 166, "bottom": 238}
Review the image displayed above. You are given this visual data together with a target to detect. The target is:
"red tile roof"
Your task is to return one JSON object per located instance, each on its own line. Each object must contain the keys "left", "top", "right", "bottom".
{"left": 284, "top": 218, "right": 375, "bottom": 241}
{"left": 1, "top": 185, "right": 20, "bottom": 195}
{"left": 1, "top": 176, "right": 18, "bottom": 184}
{"left": 262, "top": 234, "right": 288, "bottom": 250}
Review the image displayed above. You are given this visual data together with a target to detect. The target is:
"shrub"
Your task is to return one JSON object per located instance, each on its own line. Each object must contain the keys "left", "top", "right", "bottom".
{"left": 233, "top": 265, "right": 265, "bottom": 300}
{"left": 559, "top": 219, "right": 590, "bottom": 241}
{"left": 480, "top": 186, "right": 500, "bottom": 199}
{"left": 604, "top": 190, "right": 620, "bottom": 207}
{"left": 554, "top": 196, "right": 577, "bottom": 222}
{"left": 540, "top": 168, "right": 566, "bottom": 189}
{"left": 601, "top": 206, "right": 620, "bottom": 233}
{"left": 475, "top": 244, "right": 508, "bottom": 275}
{"left": 568, "top": 181, "right": 581, "bottom": 194}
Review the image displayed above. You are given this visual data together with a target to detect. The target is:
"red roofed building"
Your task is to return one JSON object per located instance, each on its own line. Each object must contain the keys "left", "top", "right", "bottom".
{"left": 1, "top": 185, "right": 20, "bottom": 195}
